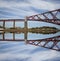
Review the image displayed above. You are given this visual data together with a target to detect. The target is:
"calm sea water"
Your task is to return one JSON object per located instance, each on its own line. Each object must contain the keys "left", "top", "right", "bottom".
{"left": 0, "top": 21, "right": 60, "bottom": 40}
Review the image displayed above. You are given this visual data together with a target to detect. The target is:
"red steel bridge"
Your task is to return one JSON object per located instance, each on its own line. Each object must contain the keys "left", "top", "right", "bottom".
{"left": 0, "top": 9, "right": 60, "bottom": 51}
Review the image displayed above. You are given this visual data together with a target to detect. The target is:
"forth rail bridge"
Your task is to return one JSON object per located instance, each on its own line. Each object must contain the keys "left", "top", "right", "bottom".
{"left": 0, "top": 9, "right": 60, "bottom": 51}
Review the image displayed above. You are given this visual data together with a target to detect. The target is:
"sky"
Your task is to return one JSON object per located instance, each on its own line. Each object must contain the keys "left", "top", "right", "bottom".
{"left": 0, "top": 0, "right": 60, "bottom": 19}
{"left": 0, "top": 0, "right": 60, "bottom": 61}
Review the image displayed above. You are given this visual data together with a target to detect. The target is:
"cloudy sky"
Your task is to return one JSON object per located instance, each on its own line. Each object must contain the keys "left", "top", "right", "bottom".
{"left": 0, "top": 0, "right": 60, "bottom": 19}
{"left": 0, "top": 0, "right": 60, "bottom": 61}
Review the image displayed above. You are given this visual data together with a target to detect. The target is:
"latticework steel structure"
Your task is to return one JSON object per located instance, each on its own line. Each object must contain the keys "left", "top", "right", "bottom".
{"left": 0, "top": 9, "right": 60, "bottom": 51}
{"left": 27, "top": 9, "right": 60, "bottom": 25}
{"left": 27, "top": 36, "right": 60, "bottom": 51}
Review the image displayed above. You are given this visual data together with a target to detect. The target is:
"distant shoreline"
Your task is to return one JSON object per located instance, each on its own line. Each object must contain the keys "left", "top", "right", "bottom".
{"left": 0, "top": 26, "right": 60, "bottom": 34}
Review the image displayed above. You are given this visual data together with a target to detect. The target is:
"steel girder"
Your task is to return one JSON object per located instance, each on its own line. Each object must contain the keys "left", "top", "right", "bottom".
{"left": 27, "top": 9, "right": 60, "bottom": 25}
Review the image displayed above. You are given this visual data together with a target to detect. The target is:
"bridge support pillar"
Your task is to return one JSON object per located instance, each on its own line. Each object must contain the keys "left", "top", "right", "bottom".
{"left": 24, "top": 16, "right": 28, "bottom": 44}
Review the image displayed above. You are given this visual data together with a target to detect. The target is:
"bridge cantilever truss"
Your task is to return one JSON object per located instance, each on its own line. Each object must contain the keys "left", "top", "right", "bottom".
{"left": 27, "top": 9, "right": 60, "bottom": 25}
{"left": 27, "top": 36, "right": 60, "bottom": 51}
{"left": 0, "top": 9, "right": 60, "bottom": 51}
{"left": 26, "top": 9, "right": 60, "bottom": 51}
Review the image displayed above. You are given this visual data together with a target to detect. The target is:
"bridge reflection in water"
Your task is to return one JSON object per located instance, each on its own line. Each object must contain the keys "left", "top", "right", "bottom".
{"left": 0, "top": 9, "right": 60, "bottom": 51}
{"left": 0, "top": 19, "right": 60, "bottom": 51}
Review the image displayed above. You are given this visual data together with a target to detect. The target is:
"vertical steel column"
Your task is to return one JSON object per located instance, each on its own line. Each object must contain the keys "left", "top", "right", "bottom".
{"left": 13, "top": 20, "right": 15, "bottom": 40}
{"left": 3, "top": 21, "right": 5, "bottom": 40}
{"left": 24, "top": 17, "right": 28, "bottom": 43}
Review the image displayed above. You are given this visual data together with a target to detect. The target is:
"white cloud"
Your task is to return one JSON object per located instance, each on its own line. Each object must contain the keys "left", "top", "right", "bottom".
{"left": 30, "top": 50, "right": 59, "bottom": 61}
{"left": 0, "top": 53, "right": 30, "bottom": 60}
{"left": 0, "top": 42, "right": 37, "bottom": 54}
{"left": 0, "top": 0, "right": 38, "bottom": 19}
{"left": 0, "top": 48, "right": 60, "bottom": 61}
{"left": 28, "top": 0, "right": 60, "bottom": 10}
{"left": 0, "top": 0, "right": 60, "bottom": 19}
{"left": 0, "top": 0, "right": 59, "bottom": 10}
{"left": 0, "top": 42, "right": 60, "bottom": 61}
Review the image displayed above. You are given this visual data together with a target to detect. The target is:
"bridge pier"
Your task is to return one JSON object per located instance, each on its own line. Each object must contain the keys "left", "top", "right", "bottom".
{"left": 24, "top": 17, "right": 28, "bottom": 44}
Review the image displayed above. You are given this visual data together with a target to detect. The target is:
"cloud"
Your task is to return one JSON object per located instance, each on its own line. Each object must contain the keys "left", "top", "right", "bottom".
{"left": 0, "top": 0, "right": 59, "bottom": 10}
{"left": 0, "top": 53, "right": 30, "bottom": 61}
{"left": 0, "top": 0, "right": 60, "bottom": 19}
{"left": 43, "top": 0, "right": 60, "bottom": 4}
{"left": 0, "top": 42, "right": 37, "bottom": 54}
{"left": 30, "top": 50, "right": 60, "bottom": 61}
{"left": 0, "top": 48, "right": 60, "bottom": 61}
{"left": 0, "top": 42, "right": 60, "bottom": 59}
{"left": 0, "top": 41, "right": 60, "bottom": 61}
{"left": 43, "top": 57, "right": 60, "bottom": 61}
